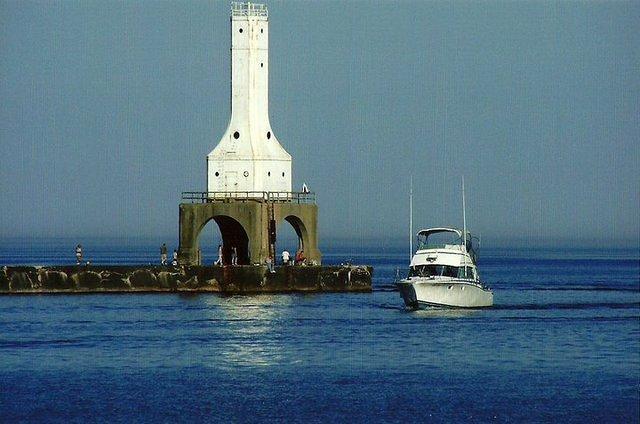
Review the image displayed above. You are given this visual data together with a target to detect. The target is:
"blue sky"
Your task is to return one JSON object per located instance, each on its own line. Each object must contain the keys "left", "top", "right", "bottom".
{"left": 1, "top": 0, "right": 638, "bottom": 247}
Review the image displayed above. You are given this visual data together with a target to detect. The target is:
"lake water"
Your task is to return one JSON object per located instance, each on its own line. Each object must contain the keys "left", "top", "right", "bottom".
{"left": 1, "top": 239, "right": 638, "bottom": 422}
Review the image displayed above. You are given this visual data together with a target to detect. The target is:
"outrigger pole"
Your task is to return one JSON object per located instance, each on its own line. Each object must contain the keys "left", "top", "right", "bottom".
{"left": 462, "top": 176, "right": 468, "bottom": 276}
{"left": 462, "top": 176, "right": 467, "bottom": 251}
{"left": 409, "top": 176, "right": 413, "bottom": 261}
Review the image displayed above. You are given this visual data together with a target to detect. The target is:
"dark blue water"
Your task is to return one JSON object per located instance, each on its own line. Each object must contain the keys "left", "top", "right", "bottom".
{"left": 1, "top": 239, "right": 638, "bottom": 422}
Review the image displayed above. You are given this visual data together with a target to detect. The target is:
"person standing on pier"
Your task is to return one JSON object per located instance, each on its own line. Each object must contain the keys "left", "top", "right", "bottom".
{"left": 75, "top": 244, "right": 83, "bottom": 265}
{"left": 172, "top": 249, "right": 178, "bottom": 266}
{"left": 282, "top": 249, "right": 290, "bottom": 266}
{"left": 266, "top": 255, "right": 275, "bottom": 273}
{"left": 160, "top": 243, "right": 168, "bottom": 265}
{"left": 231, "top": 246, "right": 238, "bottom": 266}
{"left": 215, "top": 244, "right": 223, "bottom": 266}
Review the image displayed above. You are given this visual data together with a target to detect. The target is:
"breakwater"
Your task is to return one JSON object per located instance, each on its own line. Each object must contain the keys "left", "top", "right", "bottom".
{"left": 0, "top": 265, "right": 372, "bottom": 294}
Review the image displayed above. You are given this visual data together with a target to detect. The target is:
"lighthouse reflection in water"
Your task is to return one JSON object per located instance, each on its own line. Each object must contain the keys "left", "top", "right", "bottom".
{"left": 205, "top": 295, "right": 291, "bottom": 368}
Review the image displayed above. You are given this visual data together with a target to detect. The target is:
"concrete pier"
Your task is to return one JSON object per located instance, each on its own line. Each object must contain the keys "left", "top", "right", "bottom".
{"left": 0, "top": 265, "right": 372, "bottom": 294}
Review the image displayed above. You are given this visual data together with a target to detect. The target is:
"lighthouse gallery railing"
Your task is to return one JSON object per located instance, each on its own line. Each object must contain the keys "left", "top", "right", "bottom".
{"left": 231, "top": 2, "right": 268, "bottom": 17}
{"left": 182, "top": 191, "right": 316, "bottom": 204}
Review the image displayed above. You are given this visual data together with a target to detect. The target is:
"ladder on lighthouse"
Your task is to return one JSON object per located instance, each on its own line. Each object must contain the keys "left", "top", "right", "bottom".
{"left": 267, "top": 194, "right": 276, "bottom": 264}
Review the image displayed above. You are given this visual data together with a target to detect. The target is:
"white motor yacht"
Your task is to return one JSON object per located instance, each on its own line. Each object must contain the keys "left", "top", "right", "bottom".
{"left": 397, "top": 227, "right": 493, "bottom": 308}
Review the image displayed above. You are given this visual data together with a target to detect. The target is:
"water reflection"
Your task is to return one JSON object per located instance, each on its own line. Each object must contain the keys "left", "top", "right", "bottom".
{"left": 203, "top": 295, "right": 292, "bottom": 368}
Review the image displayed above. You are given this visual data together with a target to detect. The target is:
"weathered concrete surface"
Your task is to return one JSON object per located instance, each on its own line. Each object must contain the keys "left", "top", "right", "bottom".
{"left": 178, "top": 200, "right": 321, "bottom": 266}
{"left": 0, "top": 265, "right": 372, "bottom": 294}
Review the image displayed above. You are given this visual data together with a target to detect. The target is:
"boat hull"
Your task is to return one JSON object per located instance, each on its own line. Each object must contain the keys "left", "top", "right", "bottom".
{"left": 397, "top": 278, "right": 493, "bottom": 308}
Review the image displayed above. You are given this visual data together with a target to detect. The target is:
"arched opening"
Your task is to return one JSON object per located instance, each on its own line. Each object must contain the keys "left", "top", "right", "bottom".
{"left": 198, "top": 215, "right": 250, "bottom": 265}
{"left": 274, "top": 215, "right": 307, "bottom": 265}
{"left": 199, "top": 218, "right": 223, "bottom": 265}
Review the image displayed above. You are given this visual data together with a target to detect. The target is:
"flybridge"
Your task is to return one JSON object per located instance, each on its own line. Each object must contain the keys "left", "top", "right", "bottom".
{"left": 231, "top": 2, "right": 268, "bottom": 17}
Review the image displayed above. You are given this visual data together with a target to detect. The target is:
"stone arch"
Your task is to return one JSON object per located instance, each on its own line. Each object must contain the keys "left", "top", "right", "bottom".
{"left": 197, "top": 215, "right": 250, "bottom": 265}
{"left": 273, "top": 211, "right": 320, "bottom": 265}
{"left": 179, "top": 202, "right": 260, "bottom": 266}
{"left": 281, "top": 215, "right": 307, "bottom": 252}
{"left": 179, "top": 201, "right": 319, "bottom": 266}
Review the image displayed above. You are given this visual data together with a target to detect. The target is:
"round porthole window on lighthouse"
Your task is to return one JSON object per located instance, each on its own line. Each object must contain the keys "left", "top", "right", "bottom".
{"left": 233, "top": 131, "right": 240, "bottom": 139}
{"left": 215, "top": 172, "right": 219, "bottom": 177}
{"left": 239, "top": 28, "right": 243, "bottom": 33}
{"left": 243, "top": 171, "right": 249, "bottom": 177}
{"left": 266, "top": 131, "right": 271, "bottom": 139}
{"left": 268, "top": 172, "right": 271, "bottom": 176}
{"left": 282, "top": 172, "right": 285, "bottom": 177}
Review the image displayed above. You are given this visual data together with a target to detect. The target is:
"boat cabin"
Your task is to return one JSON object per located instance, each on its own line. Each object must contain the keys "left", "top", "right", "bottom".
{"left": 409, "top": 227, "right": 479, "bottom": 281}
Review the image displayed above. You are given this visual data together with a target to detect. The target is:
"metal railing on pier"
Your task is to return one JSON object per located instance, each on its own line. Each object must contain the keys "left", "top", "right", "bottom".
{"left": 181, "top": 191, "right": 316, "bottom": 204}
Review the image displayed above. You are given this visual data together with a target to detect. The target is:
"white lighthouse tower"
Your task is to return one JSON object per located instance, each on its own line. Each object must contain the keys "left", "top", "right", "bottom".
{"left": 207, "top": 2, "right": 292, "bottom": 195}
{"left": 179, "top": 2, "right": 321, "bottom": 266}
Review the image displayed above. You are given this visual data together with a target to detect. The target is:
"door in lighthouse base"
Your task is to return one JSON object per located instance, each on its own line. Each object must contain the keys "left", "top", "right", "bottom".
{"left": 224, "top": 171, "right": 238, "bottom": 193}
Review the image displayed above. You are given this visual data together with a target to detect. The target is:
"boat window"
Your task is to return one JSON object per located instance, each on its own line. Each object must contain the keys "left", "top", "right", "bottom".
{"left": 457, "top": 266, "right": 474, "bottom": 279}
{"left": 409, "top": 265, "right": 458, "bottom": 278}
{"left": 441, "top": 266, "right": 458, "bottom": 277}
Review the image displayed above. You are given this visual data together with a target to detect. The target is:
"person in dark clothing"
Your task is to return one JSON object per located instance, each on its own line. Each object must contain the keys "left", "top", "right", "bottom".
{"left": 75, "top": 244, "right": 83, "bottom": 265}
{"left": 160, "top": 243, "right": 168, "bottom": 265}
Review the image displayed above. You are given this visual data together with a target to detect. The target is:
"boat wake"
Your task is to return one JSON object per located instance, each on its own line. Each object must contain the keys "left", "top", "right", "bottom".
{"left": 506, "top": 286, "right": 639, "bottom": 293}
{"left": 493, "top": 301, "right": 640, "bottom": 311}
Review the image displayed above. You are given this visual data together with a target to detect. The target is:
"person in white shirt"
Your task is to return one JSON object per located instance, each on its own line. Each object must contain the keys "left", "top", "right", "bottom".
{"left": 282, "top": 250, "right": 290, "bottom": 266}
{"left": 75, "top": 244, "right": 83, "bottom": 265}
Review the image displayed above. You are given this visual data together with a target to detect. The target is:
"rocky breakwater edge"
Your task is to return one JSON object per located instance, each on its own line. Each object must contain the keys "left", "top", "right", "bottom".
{"left": 0, "top": 265, "right": 373, "bottom": 294}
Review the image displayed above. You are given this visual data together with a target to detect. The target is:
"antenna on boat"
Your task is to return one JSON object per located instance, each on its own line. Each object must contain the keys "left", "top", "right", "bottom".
{"left": 462, "top": 176, "right": 467, "bottom": 252}
{"left": 409, "top": 175, "right": 413, "bottom": 261}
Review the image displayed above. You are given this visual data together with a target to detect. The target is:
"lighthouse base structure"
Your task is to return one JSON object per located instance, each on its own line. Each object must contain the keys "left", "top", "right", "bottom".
{"left": 177, "top": 196, "right": 321, "bottom": 267}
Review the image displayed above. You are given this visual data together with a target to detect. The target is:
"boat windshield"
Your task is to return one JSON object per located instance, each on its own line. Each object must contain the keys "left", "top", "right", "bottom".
{"left": 417, "top": 231, "right": 461, "bottom": 250}
{"left": 417, "top": 231, "right": 479, "bottom": 264}
{"left": 409, "top": 265, "right": 476, "bottom": 280}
